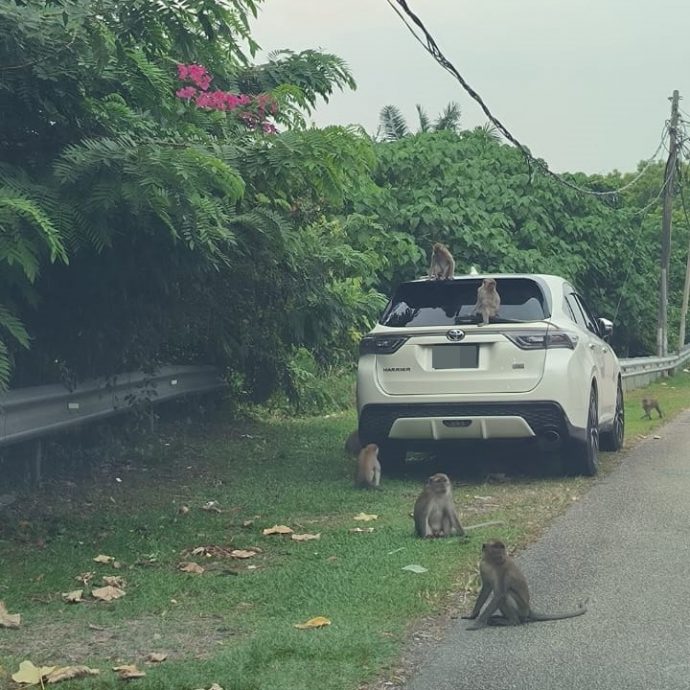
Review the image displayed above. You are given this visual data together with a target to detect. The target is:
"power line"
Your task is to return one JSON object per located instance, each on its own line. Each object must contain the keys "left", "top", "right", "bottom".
{"left": 612, "top": 172, "right": 674, "bottom": 323}
{"left": 386, "top": 0, "right": 668, "bottom": 200}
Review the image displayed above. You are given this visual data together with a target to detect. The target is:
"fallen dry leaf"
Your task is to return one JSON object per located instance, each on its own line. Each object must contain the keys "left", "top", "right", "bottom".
{"left": 653, "top": 435, "right": 662, "bottom": 440}
{"left": 291, "top": 533, "right": 321, "bottom": 542}
{"left": 349, "top": 527, "right": 375, "bottom": 533}
{"left": 12, "top": 661, "right": 57, "bottom": 685}
{"left": 229, "top": 549, "right": 257, "bottom": 559}
{"left": 144, "top": 653, "right": 167, "bottom": 663}
{"left": 62, "top": 590, "right": 83, "bottom": 604}
{"left": 92, "top": 585, "right": 126, "bottom": 602}
{"left": 112, "top": 664, "right": 146, "bottom": 679}
{"left": 178, "top": 505, "right": 190, "bottom": 515}
{"left": 294, "top": 616, "right": 331, "bottom": 629}
{"left": 112, "top": 560, "right": 123, "bottom": 569}
{"left": 402, "top": 564, "right": 428, "bottom": 574}
{"left": 201, "top": 501, "right": 222, "bottom": 513}
{"left": 262, "top": 524, "right": 294, "bottom": 536}
{"left": 102, "top": 575, "right": 125, "bottom": 588}
{"left": 0, "top": 601, "right": 21, "bottom": 628}
{"left": 192, "top": 684, "right": 224, "bottom": 690}
{"left": 45, "top": 665, "right": 100, "bottom": 684}
{"left": 242, "top": 520, "right": 254, "bottom": 528}
{"left": 75, "top": 571, "right": 95, "bottom": 585}
{"left": 353, "top": 512, "right": 378, "bottom": 522}
{"left": 178, "top": 561, "right": 204, "bottom": 575}
{"left": 93, "top": 554, "right": 114, "bottom": 564}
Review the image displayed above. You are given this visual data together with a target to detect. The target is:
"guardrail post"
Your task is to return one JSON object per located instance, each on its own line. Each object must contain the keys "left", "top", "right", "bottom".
{"left": 29, "top": 439, "right": 43, "bottom": 488}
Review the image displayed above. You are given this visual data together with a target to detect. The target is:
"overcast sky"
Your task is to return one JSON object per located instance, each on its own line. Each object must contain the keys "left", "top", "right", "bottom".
{"left": 250, "top": 0, "right": 690, "bottom": 174}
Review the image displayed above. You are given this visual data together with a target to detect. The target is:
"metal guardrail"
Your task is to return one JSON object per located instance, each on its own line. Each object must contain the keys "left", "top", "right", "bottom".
{"left": 0, "top": 365, "right": 225, "bottom": 448}
{"left": 619, "top": 345, "right": 690, "bottom": 392}
{"left": 1, "top": 347, "right": 688, "bottom": 448}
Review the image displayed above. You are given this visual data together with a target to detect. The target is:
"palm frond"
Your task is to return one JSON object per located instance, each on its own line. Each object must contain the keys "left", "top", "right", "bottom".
{"left": 434, "top": 102, "right": 461, "bottom": 132}
{"left": 416, "top": 104, "right": 431, "bottom": 133}
{"left": 379, "top": 105, "right": 409, "bottom": 141}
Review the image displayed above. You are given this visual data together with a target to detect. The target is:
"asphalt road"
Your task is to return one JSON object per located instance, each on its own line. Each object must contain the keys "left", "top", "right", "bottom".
{"left": 405, "top": 411, "right": 690, "bottom": 690}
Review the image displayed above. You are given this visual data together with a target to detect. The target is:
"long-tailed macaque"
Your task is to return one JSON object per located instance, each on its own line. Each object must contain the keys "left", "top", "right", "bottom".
{"left": 462, "top": 540, "right": 587, "bottom": 629}
{"left": 473, "top": 278, "right": 500, "bottom": 325}
{"left": 413, "top": 473, "right": 464, "bottom": 538}
{"left": 344, "top": 430, "right": 362, "bottom": 455}
{"left": 428, "top": 243, "right": 455, "bottom": 280}
{"left": 355, "top": 443, "right": 381, "bottom": 489}
{"left": 641, "top": 397, "right": 663, "bottom": 420}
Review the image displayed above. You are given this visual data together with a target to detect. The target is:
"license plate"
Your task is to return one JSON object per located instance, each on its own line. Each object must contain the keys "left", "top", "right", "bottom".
{"left": 432, "top": 345, "right": 479, "bottom": 369}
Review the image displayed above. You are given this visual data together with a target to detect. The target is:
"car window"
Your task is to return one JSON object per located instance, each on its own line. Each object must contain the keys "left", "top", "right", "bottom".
{"left": 574, "top": 294, "right": 601, "bottom": 337}
{"left": 562, "top": 296, "right": 578, "bottom": 323}
{"left": 564, "top": 294, "right": 587, "bottom": 329}
{"left": 379, "top": 278, "right": 549, "bottom": 327}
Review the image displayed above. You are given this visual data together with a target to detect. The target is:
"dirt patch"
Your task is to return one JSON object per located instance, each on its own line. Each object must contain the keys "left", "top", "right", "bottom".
{"left": 0, "top": 614, "right": 237, "bottom": 664}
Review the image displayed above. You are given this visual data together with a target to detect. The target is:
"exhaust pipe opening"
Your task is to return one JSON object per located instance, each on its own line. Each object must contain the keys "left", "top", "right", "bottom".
{"left": 538, "top": 428, "right": 562, "bottom": 450}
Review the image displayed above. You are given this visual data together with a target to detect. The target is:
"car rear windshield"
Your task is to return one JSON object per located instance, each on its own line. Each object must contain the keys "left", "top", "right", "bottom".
{"left": 379, "top": 278, "right": 550, "bottom": 328}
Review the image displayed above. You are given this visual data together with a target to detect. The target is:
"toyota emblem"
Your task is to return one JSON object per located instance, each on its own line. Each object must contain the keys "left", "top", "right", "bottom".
{"left": 446, "top": 329, "right": 465, "bottom": 342}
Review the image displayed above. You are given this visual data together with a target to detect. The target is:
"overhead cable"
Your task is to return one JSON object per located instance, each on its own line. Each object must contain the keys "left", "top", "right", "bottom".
{"left": 386, "top": 0, "right": 669, "bottom": 200}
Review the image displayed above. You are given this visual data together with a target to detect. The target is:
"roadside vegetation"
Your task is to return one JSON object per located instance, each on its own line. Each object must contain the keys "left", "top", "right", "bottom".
{"left": 2, "top": 0, "right": 690, "bottom": 404}
{"left": 1, "top": 373, "right": 688, "bottom": 689}
{"left": 3, "top": 2, "right": 690, "bottom": 687}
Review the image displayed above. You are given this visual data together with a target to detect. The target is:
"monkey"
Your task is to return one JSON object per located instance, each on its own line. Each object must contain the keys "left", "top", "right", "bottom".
{"left": 413, "top": 473, "right": 465, "bottom": 538}
{"left": 462, "top": 540, "right": 587, "bottom": 629}
{"left": 344, "top": 429, "right": 362, "bottom": 455}
{"left": 473, "top": 278, "right": 500, "bottom": 325}
{"left": 428, "top": 243, "right": 455, "bottom": 280}
{"left": 355, "top": 443, "right": 381, "bottom": 489}
{"left": 641, "top": 397, "right": 663, "bottom": 420}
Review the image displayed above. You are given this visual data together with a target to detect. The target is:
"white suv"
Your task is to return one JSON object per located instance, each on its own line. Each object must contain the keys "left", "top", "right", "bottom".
{"left": 356, "top": 274, "right": 624, "bottom": 475}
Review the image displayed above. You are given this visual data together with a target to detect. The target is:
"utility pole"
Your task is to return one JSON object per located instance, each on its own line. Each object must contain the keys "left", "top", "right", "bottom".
{"left": 658, "top": 89, "right": 680, "bottom": 356}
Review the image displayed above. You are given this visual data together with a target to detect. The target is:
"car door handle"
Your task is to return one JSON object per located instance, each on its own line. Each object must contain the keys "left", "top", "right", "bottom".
{"left": 602, "top": 347, "right": 609, "bottom": 353}
{"left": 588, "top": 343, "right": 595, "bottom": 350}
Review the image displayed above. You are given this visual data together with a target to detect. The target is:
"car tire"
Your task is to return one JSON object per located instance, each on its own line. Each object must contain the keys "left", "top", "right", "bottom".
{"left": 565, "top": 387, "right": 599, "bottom": 476}
{"left": 377, "top": 441, "right": 407, "bottom": 472}
{"left": 599, "top": 379, "right": 625, "bottom": 452}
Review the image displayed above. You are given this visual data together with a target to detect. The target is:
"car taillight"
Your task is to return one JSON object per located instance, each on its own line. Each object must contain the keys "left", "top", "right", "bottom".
{"left": 504, "top": 330, "right": 579, "bottom": 350}
{"left": 359, "top": 335, "right": 409, "bottom": 355}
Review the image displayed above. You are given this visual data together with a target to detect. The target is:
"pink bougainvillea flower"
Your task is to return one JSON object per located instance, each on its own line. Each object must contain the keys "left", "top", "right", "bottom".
{"left": 175, "top": 86, "right": 197, "bottom": 100}
{"left": 177, "top": 63, "right": 212, "bottom": 91}
{"left": 175, "top": 64, "right": 278, "bottom": 132}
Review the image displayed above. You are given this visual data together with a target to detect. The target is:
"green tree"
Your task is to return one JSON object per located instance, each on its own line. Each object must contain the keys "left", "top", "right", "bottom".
{"left": 0, "top": 0, "right": 382, "bottom": 397}
{"left": 377, "top": 102, "right": 462, "bottom": 141}
{"left": 352, "top": 127, "right": 673, "bottom": 355}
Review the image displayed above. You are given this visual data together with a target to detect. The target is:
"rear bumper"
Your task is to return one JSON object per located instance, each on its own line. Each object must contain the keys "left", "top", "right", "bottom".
{"left": 359, "top": 401, "right": 586, "bottom": 445}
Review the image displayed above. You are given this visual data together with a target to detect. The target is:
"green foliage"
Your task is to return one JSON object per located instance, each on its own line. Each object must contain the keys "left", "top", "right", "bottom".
{"left": 1, "top": 0, "right": 382, "bottom": 395}
{"left": 353, "top": 127, "right": 682, "bottom": 355}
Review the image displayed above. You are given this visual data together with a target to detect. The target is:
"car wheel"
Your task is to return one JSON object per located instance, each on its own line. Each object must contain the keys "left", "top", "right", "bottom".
{"left": 565, "top": 387, "right": 599, "bottom": 476}
{"left": 600, "top": 380, "right": 624, "bottom": 452}
{"left": 377, "top": 441, "right": 407, "bottom": 472}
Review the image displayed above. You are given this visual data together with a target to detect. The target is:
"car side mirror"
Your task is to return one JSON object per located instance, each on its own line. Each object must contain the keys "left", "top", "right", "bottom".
{"left": 597, "top": 317, "right": 613, "bottom": 340}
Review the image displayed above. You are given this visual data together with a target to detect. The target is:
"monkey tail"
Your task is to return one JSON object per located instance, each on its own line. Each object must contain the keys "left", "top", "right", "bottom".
{"left": 528, "top": 601, "right": 587, "bottom": 621}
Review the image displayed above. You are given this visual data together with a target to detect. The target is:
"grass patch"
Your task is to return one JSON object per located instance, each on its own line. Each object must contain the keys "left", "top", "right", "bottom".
{"left": 0, "top": 372, "right": 689, "bottom": 690}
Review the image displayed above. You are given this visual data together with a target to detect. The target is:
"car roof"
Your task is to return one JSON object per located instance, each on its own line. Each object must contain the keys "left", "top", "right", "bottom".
{"left": 407, "top": 273, "right": 566, "bottom": 286}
